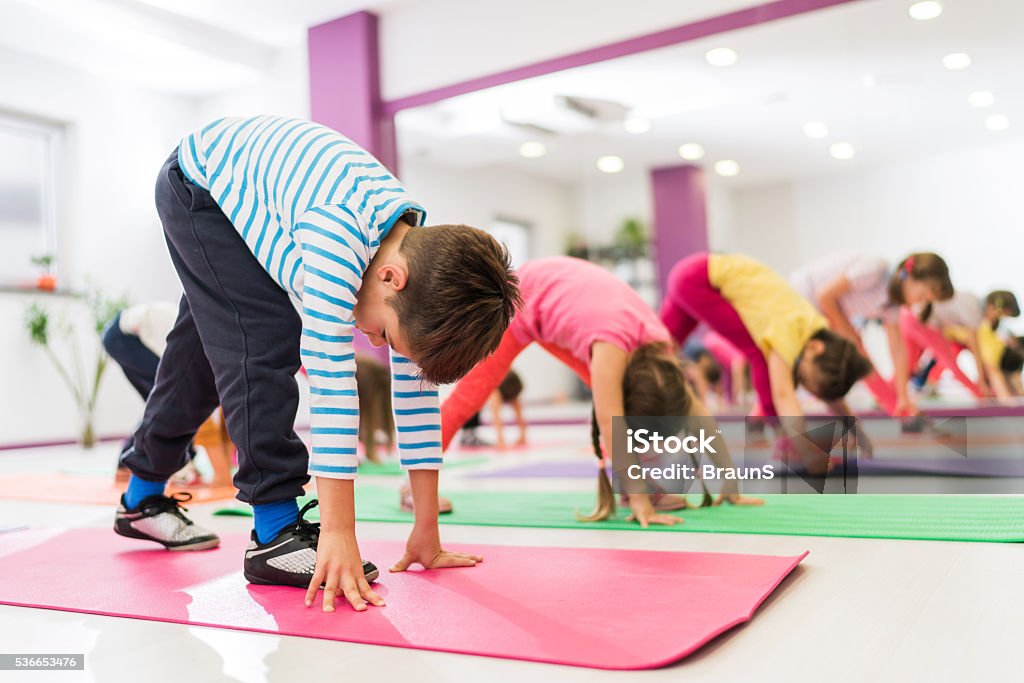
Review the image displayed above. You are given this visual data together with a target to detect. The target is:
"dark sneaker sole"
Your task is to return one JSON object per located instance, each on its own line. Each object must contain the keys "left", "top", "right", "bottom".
{"left": 113, "top": 523, "right": 221, "bottom": 551}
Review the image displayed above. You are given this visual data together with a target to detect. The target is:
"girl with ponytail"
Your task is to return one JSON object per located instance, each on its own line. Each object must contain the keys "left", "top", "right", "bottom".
{"left": 790, "top": 252, "right": 954, "bottom": 417}
{"left": 440, "top": 257, "right": 760, "bottom": 527}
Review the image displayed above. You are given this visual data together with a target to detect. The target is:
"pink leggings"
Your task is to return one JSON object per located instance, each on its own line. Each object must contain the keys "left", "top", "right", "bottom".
{"left": 899, "top": 308, "right": 983, "bottom": 397}
{"left": 660, "top": 253, "right": 778, "bottom": 417}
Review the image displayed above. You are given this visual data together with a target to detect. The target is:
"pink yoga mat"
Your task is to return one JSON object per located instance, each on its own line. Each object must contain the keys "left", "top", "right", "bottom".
{"left": 0, "top": 529, "right": 806, "bottom": 670}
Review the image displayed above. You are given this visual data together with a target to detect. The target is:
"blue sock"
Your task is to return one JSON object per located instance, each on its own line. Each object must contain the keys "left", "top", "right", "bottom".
{"left": 124, "top": 475, "right": 167, "bottom": 509}
{"left": 253, "top": 498, "right": 299, "bottom": 544}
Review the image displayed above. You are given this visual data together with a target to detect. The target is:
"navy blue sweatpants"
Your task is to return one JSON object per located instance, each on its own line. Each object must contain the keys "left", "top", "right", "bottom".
{"left": 121, "top": 150, "right": 309, "bottom": 504}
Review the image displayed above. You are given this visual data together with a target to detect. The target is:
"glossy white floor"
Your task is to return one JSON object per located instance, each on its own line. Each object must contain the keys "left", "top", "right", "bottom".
{"left": 0, "top": 423, "right": 1020, "bottom": 683}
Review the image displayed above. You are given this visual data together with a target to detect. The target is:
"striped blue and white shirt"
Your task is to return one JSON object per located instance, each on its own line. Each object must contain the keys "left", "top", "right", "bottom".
{"left": 178, "top": 115, "right": 441, "bottom": 479}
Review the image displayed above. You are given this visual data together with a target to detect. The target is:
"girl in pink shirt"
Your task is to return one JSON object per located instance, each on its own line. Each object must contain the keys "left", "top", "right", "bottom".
{"left": 441, "top": 256, "right": 759, "bottom": 526}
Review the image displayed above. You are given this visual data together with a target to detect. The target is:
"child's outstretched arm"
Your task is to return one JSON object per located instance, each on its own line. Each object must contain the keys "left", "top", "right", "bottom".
{"left": 293, "top": 214, "right": 385, "bottom": 612}
{"left": 488, "top": 390, "right": 506, "bottom": 449}
{"left": 512, "top": 397, "right": 528, "bottom": 445}
{"left": 987, "top": 363, "right": 1013, "bottom": 400}
{"left": 823, "top": 398, "right": 874, "bottom": 458}
{"left": 883, "top": 319, "right": 917, "bottom": 415}
{"left": 731, "top": 358, "right": 749, "bottom": 405}
{"left": 817, "top": 277, "right": 861, "bottom": 345}
{"left": 591, "top": 342, "right": 681, "bottom": 528}
{"left": 963, "top": 332, "right": 992, "bottom": 396}
{"left": 390, "top": 352, "right": 481, "bottom": 572}
{"left": 685, "top": 387, "right": 762, "bottom": 506}
{"left": 768, "top": 351, "right": 831, "bottom": 474}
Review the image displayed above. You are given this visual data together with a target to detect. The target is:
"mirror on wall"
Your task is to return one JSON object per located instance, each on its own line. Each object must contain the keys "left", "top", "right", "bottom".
{"left": 395, "top": 0, "right": 1024, "bottom": 314}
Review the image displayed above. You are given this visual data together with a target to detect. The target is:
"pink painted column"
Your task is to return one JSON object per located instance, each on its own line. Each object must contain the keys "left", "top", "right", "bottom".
{"left": 308, "top": 11, "right": 392, "bottom": 361}
{"left": 308, "top": 11, "right": 397, "bottom": 171}
{"left": 651, "top": 165, "right": 708, "bottom": 297}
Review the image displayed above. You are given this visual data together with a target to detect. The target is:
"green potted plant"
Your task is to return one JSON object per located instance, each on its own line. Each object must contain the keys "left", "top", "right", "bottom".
{"left": 565, "top": 232, "right": 590, "bottom": 260}
{"left": 613, "top": 217, "right": 648, "bottom": 258}
{"left": 24, "top": 287, "right": 128, "bottom": 448}
{"left": 31, "top": 254, "right": 56, "bottom": 291}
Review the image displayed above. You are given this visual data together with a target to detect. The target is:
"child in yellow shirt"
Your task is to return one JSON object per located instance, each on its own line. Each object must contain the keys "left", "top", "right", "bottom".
{"left": 661, "top": 252, "right": 873, "bottom": 472}
{"left": 978, "top": 291, "right": 1023, "bottom": 399}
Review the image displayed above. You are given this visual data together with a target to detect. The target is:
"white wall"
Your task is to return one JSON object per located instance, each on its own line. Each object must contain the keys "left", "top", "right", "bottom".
{"left": 723, "top": 137, "right": 1024, "bottom": 336}
{"left": 575, "top": 169, "right": 650, "bottom": 247}
{"left": 706, "top": 178, "right": 738, "bottom": 252}
{"left": 192, "top": 41, "right": 310, "bottom": 124}
{"left": 726, "top": 180, "right": 800, "bottom": 273}
{"left": 400, "top": 157, "right": 579, "bottom": 402}
{"left": 0, "top": 45, "right": 197, "bottom": 444}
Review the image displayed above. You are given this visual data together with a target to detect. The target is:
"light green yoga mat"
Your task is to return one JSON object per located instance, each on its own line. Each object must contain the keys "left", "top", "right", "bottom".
{"left": 355, "top": 457, "right": 486, "bottom": 476}
{"left": 213, "top": 486, "right": 1024, "bottom": 542}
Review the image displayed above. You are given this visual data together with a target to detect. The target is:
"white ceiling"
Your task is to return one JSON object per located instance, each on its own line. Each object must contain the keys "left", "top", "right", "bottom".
{"left": 395, "top": 0, "right": 1024, "bottom": 187}
{"left": 131, "top": 0, "right": 400, "bottom": 47}
{"left": 0, "top": 0, "right": 790, "bottom": 97}
{"left": 0, "top": 0, "right": 398, "bottom": 95}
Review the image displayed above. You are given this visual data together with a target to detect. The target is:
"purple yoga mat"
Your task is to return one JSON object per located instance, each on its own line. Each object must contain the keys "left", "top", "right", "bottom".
{"left": 469, "top": 457, "right": 1024, "bottom": 479}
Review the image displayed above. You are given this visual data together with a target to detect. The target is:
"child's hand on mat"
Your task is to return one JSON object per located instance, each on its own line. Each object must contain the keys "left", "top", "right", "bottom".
{"left": 390, "top": 526, "right": 483, "bottom": 572}
{"left": 625, "top": 494, "right": 682, "bottom": 528}
{"left": 714, "top": 493, "right": 764, "bottom": 506}
{"left": 306, "top": 529, "right": 386, "bottom": 613}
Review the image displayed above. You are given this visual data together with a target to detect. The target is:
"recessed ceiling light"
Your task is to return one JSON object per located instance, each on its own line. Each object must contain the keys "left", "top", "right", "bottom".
{"left": 519, "top": 141, "right": 547, "bottom": 158}
{"left": 623, "top": 117, "right": 651, "bottom": 134}
{"left": 714, "top": 160, "right": 740, "bottom": 177}
{"left": 968, "top": 91, "right": 995, "bottom": 107}
{"left": 829, "top": 142, "right": 856, "bottom": 160}
{"left": 942, "top": 52, "right": 971, "bottom": 70}
{"left": 908, "top": 1, "right": 942, "bottom": 21}
{"left": 705, "top": 48, "right": 738, "bottom": 67}
{"left": 861, "top": 73, "right": 878, "bottom": 89}
{"left": 985, "top": 114, "right": 1010, "bottom": 131}
{"left": 596, "top": 155, "right": 625, "bottom": 173}
{"left": 803, "top": 122, "right": 829, "bottom": 139}
{"left": 678, "top": 143, "right": 706, "bottom": 160}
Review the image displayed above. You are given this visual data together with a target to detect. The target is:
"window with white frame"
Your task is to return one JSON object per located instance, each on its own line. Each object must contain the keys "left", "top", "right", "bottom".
{"left": 0, "top": 114, "right": 60, "bottom": 286}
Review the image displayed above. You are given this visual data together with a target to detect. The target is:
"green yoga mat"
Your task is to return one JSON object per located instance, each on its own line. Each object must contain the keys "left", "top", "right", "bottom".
{"left": 355, "top": 457, "right": 486, "bottom": 476}
{"left": 213, "top": 486, "right": 1024, "bottom": 542}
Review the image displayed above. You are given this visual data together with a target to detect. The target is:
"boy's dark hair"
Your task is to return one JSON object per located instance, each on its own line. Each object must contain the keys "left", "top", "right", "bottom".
{"left": 579, "top": 343, "right": 694, "bottom": 523}
{"left": 986, "top": 290, "right": 1020, "bottom": 317}
{"left": 391, "top": 225, "right": 521, "bottom": 385}
{"left": 1000, "top": 346, "right": 1024, "bottom": 374}
{"left": 800, "top": 329, "right": 873, "bottom": 401}
{"left": 498, "top": 370, "right": 524, "bottom": 403}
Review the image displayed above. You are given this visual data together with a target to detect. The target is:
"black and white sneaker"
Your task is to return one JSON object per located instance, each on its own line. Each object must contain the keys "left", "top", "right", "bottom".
{"left": 243, "top": 500, "right": 379, "bottom": 587}
{"left": 114, "top": 492, "right": 220, "bottom": 551}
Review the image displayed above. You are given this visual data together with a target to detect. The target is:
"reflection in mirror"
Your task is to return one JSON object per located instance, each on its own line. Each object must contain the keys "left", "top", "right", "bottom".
{"left": 397, "top": 0, "right": 1024, "bottom": 406}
